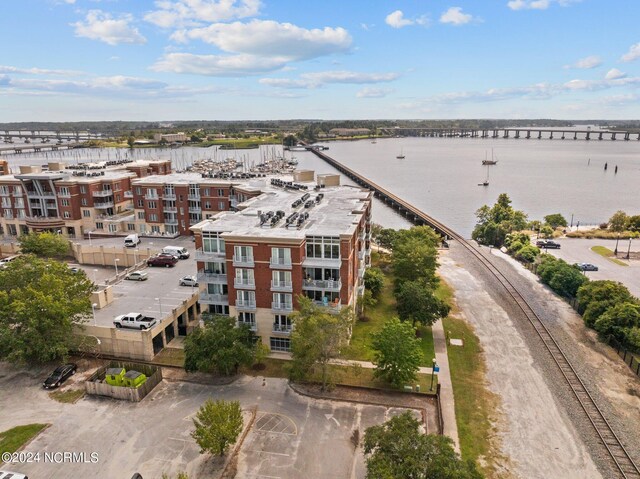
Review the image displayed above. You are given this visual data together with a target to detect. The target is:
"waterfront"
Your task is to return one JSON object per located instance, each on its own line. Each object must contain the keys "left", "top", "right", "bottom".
{"left": 3, "top": 136, "right": 639, "bottom": 236}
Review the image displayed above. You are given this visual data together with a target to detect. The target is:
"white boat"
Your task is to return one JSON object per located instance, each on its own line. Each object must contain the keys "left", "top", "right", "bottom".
{"left": 396, "top": 147, "right": 405, "bottom": 159}
{"left": 478, "top": 164, "right": 490, "bottom": 186}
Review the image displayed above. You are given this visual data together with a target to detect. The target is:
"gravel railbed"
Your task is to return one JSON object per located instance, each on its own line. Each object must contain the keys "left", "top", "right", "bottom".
{"left": 447, "top": 241, "right": 630, "bottom": 479}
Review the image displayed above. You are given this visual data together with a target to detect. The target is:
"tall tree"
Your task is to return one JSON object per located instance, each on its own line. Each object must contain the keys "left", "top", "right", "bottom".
{"left": 290, "top": 296, "right": 353, "bottom": 391}
{"left": 472, "top": 193, "right": 528, "bottom": 247}
{"left": 609, "top": 210, "right": 629, "bottom": 232}
{"left": 0, "top": 255, "right": 93, "bottom": 364}
{"left": 371, "top": 318, "right": 423, "bottom": 388}
{"left": 191, "top": 399, "right": 243, "bottom": 456}
{"left": 396, "top": 280, "right": 450, "bottom": 327}
{"left": 184, "top": 315, "right": 255, "bottom": 375}
{"left": 363, "top": 412, "right": 483, "bottom": 479}
{"left": 392, "top": 226, "right": 440, "bottom": 289}
{"left": 19, "top": 232, "right": 70, "bottom": 259}
{"left": 363, "top": 267, "right": 384, "bottom": 298}
{"left": 544, "top": 213, "right": 568, "bottom": 229}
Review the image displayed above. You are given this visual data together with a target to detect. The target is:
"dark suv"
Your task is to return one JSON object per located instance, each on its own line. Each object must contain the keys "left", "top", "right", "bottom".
{"left": 43, "top": 363, "right": 77, "bottom": 389}
{"left": 147, "top": 254, "right": 178, "bottom": 268}
{"left": 536, "top": 239, "right": 561, "bottom": 249}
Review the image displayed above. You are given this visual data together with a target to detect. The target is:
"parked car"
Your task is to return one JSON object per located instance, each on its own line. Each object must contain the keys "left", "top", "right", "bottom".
{"left": 536, "top": 239, "right": 561, "bottom": 249}
{"left": 162, "top": 246, "right": 190, "bottom": 259}
{"left": 125, "top": 271, "right": 148, "bottom": 281}
{"left": 43, "top": 363, "right": 77, "bottom": 389}
{"left": 147, "top": 254, "right": 178, "bottom": 268}
{"left": 0, "top": 471, "right": 29, "bottom": 479}
{"left": 575, "top": 262, "right": 598, "bottom": 271}
{"left": 179, "top": 275, "right": 198, "bottom": 287}
{"left": 113, "top": 312, "right": 157, "bottom": 330}
{"left": 124, "top": 234, "right": 140, "bottom": 248}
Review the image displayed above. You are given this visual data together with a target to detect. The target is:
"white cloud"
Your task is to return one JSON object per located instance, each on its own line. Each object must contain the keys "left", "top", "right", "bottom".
{"left": 605, "top": 68, "right": 626, "bottom": 80}
{"left": 72, "top": 10, "right": 146, "bottom": 46}
{"left": 563, "top": 55, "right": 602, "bottom": 69}
{"left": 440, "top": 7, "right": 474, "bottom": 25}
{"left": 0, "top": 65, "right": 81, "bottom": 76}
{"left": 621, "top": 43, "right": 640, "bottom": 62}
{"left": 259, "top": 71, "right": 400, "bottom": 89}
{"left": 144, "top": 0, "right": 261, "bottom": 28}
{"left": 356, "top": 87, "right": 393, "bottom": 98}
{"left": 152, "top": 53, "right": 289, "bottom": 76}
{"left": 385, "top": 10, "right": 428, "bottom": 29}
{"left": 507, "top": 0, "right": 580, "bottom": 10}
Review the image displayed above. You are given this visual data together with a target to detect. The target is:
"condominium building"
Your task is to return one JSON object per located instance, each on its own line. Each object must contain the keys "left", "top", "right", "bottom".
{"left": 153, "top": 133, "right": 188, "bottom": 143}
{"left": 191, "top": 175, "right": 373, "bottom": 353}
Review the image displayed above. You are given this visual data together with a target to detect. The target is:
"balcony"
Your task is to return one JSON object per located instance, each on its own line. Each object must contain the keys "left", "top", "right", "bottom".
{"left": 188, "top": 194, "right": 201, "bottom": 201}
{"left": 272, "top": 301, "right": 293, "bottom": 312}
{"left": 94, "top": 201, "right": 114, "bottom": 209}
{"left": 233, "top": 255, "right": 254, "bottom": 267}
{"left": 365, "top": 247, "right": 372, "bottom": 257}
{"left": 12, "top": 190, "right": 23, "bottom": 197}
{"left": 144, "top": 194, "right": 159, "bottom": 200}
{"left": 302, "top": 256, "right": 341, "bottom": 269}
{"left": 194, "top": 248, "right": 225, "bottom": 261}
{"left": 366, "top": 231, "right": 372, "bottom": 241}
{"left": 236, "top": 298, "right": 256, "bottom": 310}
{"left": 302, "top": 278, "right": 342, "bottom": 291}
{"left": 26, "top": 190, "right": 55, "bottom": 198}
{"left": 197, "top": 270, "right": 227, "bottom": 283}
{"left": 188, "top": 207, "right": 201, "bottom": 214}
{"left": 272, "top": 323, "right": 293, "bottom": 334}
{"left": 358, "top": 230, "right": 366, "bottom": 241}
{"left": 199, "top": 293, "right": 228, "bottom": 304}
{"left": 358, "top": 264, "right": 365, "bottom": 278}
{"left": 237, "top": 320, "right": 257, "bottom": 332}
{"left": 1, "top": 201, "right": 11, "bottom": 209}
{"left": 124, "top": 191, "right": 133, "bottom": 198}
{"left": 314, "top": 299, "right": 343, "bottom": 311}
{"left": 358, "top": 249, "right": 365, "bottom": 261}
{"left": 163, "top": 192, "right": 176, "bottom": 200}
{"left": 163, "top": 206, "right": 177, "bottom": 212}
{"left": 92, "top": 190, "right": 113, "bottom": 198}
{"left": 270, "top": 257, "right": 292, "bottom": 269}
{"left": 0, "top": 190, "right": 10, "bottom": 197}
{"left": 234, "top": 277, "right": 256, "bottom": 289}
{"left": 165, "top": 218, "right": 178, "bottom": 225}
{"left": 271, "top": 280, "right": 293, "bottom": 292}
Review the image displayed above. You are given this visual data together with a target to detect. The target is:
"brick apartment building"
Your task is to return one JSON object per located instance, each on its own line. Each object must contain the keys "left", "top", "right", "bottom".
{"left": 191, "top": 176, "right": 373, "bottom": 353}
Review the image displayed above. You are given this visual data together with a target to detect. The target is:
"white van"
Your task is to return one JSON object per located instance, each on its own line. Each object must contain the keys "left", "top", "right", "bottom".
{"left": 124, "top": 234, "right": 140, "bottom": 248}
{"left": 0, "top": 255, "right": 20, "bottom": 269}
{"left": 162, "top": 246, "right": 190, "bottom": 259}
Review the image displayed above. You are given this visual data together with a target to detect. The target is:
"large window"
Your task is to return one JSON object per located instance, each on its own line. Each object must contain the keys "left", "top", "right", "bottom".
{"left": 234, "top": 245, "right": 253, "bottom": 262}
{"left": 205, "top": 261, "right": 226, "bottom": 274}
{"left": 272, "top": 270, "right": 292, "bottom": 287}
{"left": 272, "top": 293, "right": 292, "bottom": 309}
{"left": 236, "top": 290, "right": 256, "bottom": 307}
{"left": 306, "top": 236, "right": 340, "bottom": 259}
{"left": 238, "top": 312, "right": 256, "bottom": 328}
{"left": 270, "top": 337, "right": 291, "bottom": 352}
{"left": 207, "top": 283, "right": 227, "bottom": 295}
{"left": 271, "top": 247, "right": 291, "bottom": 265}
{"left": 235, "top": 268, "right": 255, "bottom": 285}
{"left": 273, "top": 314, "right": 292, "bottom": 332}
{"left": 202, "top": 231, "right": 225, "bottom": 253}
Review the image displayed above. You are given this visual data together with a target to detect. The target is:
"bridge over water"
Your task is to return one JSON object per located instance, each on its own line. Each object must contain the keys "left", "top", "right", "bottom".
{"left": 0, "top": 142, "right": 83, "bottom": 154}
{"left": 380, "top": 127, "right": 640, "bottom": 141}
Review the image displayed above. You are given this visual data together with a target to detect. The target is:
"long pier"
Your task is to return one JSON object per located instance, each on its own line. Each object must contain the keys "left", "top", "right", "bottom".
{"left": 380, "top": 127, "right": 640, "bottom": 141}
{"left": 308, "top": 145, "right": 640, "bottom": 479}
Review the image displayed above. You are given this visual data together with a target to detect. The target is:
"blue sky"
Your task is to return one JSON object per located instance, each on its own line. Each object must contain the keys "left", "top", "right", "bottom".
{"left": 1, "top": 0, "right": 640, "bottom": 121}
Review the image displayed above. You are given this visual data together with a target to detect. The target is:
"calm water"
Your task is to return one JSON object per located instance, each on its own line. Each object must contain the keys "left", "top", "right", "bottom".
{"left": 4, "top": 136, "right": 639, "bottom": 236}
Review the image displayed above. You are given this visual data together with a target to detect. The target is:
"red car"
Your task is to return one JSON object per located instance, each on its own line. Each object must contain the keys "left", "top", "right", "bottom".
{"left": 147, "top": 254, "right": 178, "bottom": 268}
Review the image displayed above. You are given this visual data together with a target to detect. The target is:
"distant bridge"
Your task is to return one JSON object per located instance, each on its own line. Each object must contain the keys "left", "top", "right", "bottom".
{"left": 1, "top": 130, "right": 103, "bottom": 143}
{"left": 0, "top": 143, "right": 83, "bottom": 154}
{"left": 380, "top": 127, "right": 640, "bottom": 141}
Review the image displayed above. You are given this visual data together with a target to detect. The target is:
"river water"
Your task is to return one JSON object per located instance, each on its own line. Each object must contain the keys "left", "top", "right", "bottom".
{"left": 3, "top": 136, "right": 638, "bottom": 236}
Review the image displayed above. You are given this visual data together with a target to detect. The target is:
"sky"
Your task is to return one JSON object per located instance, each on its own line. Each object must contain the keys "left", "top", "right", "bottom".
{"left": 1, "top": 0, "right": 640, "bottom": 121}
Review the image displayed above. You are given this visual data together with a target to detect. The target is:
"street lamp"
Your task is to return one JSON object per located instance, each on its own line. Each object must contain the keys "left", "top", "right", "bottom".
{"left": 155, "top": 297, "right": 163, "bottom": 318}
{"left": 430, "top": 358, "right": 437, "bottom": 391}
{"left": 627, "top": 237, "right": 633, "bottom": 260}
{"left": 134, "top": 248, "right": 139, "bottom": 265}
{"left": 87, "top": 230, "right": 93, "bottom": 246}
{"left": 92, "top": 303, "right": 98, "bottom": 326}
{"left": 570, "top": 213, "right": 574, "bottom": 229}
{"left": 114, "top": 258, "right": 120, "bottom": 277}
{"left": 93, "top": 268, "right": 98, "bottom": 284}
{"left": 614, "top": 233, "right": 621, "bottom": 256}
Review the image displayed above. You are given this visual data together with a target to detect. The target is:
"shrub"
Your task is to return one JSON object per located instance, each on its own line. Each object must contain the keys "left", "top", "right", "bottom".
{"left": 593, "top": 302, "right": 640, "bottom": 342}
{"left": 577, "top": 280, "right": 636, "bottom": 327}
{"left": 514, "top": 244, "right": 539, "bottom": 263}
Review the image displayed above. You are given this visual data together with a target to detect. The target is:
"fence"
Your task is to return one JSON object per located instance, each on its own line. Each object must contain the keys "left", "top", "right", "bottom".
{"left": 607, "top": 336, "right": 640, "bottom": 377}
{"left": 85, "top": 361, "right": 162, "bottom": 402}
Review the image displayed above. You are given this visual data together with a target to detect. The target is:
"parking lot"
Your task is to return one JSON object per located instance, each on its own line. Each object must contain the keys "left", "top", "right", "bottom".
{"left": 0, "top": 363, "right": 420, "bottom": 479}
{"left": 543, "top": 237, "right": 640, "bottom": 297}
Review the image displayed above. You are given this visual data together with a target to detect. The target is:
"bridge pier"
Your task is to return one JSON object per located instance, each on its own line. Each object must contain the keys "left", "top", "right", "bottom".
{"left": 561, "top": 132, "right": 565, "bottom": 139}
{"left": 574, "top": 132, "right": 577, "bottom": 140}
{"left": 538, "top": 131, "right": 542, "bottom": 139}
{"left": 503, "top": 130, "right": 510, "bottom": 138}
{"left": 526, "top": 130, "right": 531, "bottom": 139}
{"left": 515, "top": 131, "right": 520, "bottom": 139}
{"left": 586, "top": 132, "right": 590, "bottom": 140}
{"left": 625, "top": 132, "right": 630, "bottom": 140}
{"left": 599, "top": 132, "right": 603, "bottom": 140}
{"left": 492, "top": 130, "right": 499, "bottom": 138}
{"left": 611, "top": 133, "right": 616, "bottom": 140}
{"left": 549, "top": 131, "right": 554, "bottom": 139}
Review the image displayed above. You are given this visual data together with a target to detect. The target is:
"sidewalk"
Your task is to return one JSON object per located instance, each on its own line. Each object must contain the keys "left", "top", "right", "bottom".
{"left": 432, "top": 318, "right": 460, "bottom": 452}
{"left": 269, "top": 353, "right": 433, "bottom": 374}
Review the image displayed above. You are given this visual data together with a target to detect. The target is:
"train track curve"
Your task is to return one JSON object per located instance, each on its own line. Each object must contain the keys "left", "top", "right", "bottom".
{"left": 308, "top": 146, "right": 640, "bottom": 478}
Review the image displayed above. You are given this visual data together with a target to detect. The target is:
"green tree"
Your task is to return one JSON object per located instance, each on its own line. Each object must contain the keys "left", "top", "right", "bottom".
{"left": 536, "top": 256, "right": 588, "bottom": 298}
{"left": 184, "top": 315, "right": 255, "bottom": 375}
{"left": 363, "top": 412, "right": 483, "bottom": 479}
{"left": 514, "top": 244, "right": 539, "bottom": 263}
{"left": 396, "top": 280, "right": 450, "bottom": 327}
{"left": 290, "top": 297, "right": 353, "bottom": 391}
{"left": 127, "top": 136, "right": 135, "bottom": 148}
{"left": 609, "top": 210, "right": 629, "bottom": 232}
{"left": 363, "top": 267, "right": 384, "bottom": 298}
{"left": 539, "top": 225, "right": 554, "bottom": 239}
{"left": 19, "top": 232, "right": 70, "bottom": 259}
{"left": 593, "top": 302, "right": 640, "bottom": 342}
{"left": 371, "top": 318, "right": 423, "bottom": 388}
{"left": 376, "top": 228, "right": 397, "bottom": 251}
{"left": 472, "top": 193, "right": 528, "bottom": 247}
{"left": 544, "top": 213, "right": 568, "bottom": 229}
{"left": 283, "top": 134, "right": 297, "bottom": 147}
{"left": 392, "top": 226, "right": 440, "bottom": 290}
{"left": 0, "top": 255, "right": 93, "bottom": 364}
{"left": 253, "top": 342, "right": 270, "bottom": 368}
{"left": 577, "top": 280, "right": 636, "bottom": 327}
{"left": 627, "top": 215, "right": 640, "bottom": 232}
{"left": 191, "top": 399, "right": 243, "bottom": 456}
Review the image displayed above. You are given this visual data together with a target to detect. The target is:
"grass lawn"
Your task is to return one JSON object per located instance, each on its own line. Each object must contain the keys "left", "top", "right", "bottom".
{"left": 0, "top": 424, "right": 48, "bottom": 456}
{"left": 241, "top": 358, "right": 290, "bottom": 378}
{"left": 49, "top": 389, "right": 85, "bottom": 404}
{"left": 591, "top": 246, "right": 628, "bottom": 266}
{"left": 153, "top": 347, "right": 185, "bottom": 367}
{"left": 439, "top": 280, "right": 500, "bottom": 475}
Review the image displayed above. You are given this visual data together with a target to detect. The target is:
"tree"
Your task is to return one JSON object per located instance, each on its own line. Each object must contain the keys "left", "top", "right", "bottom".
{"left": 396, "top": 281, "right": 450, "bottom": 327}
{"left": 593, "top": 302, "right": 640, "bottom": 342}
{"left": 544, "top": 213, "right": 568, "bottom": 229}
{"left": 392, "top": 226, "right": 440, "bottom": 290}
{"left": 191, "top": 399, "right": 243, "bottom": 456}
{"left": 283, "top": 134, "right": 297, "bottom": 147}
{"left": 184, "top": 315, "right": 255, "bottom": 375}
{"left": 628, "top": 215, "right": 640, "bottom": 233}
{"left": 363, "top": 412, "right": 483, "bottom": 479}
{"left": 0, "top": 255, "right": 93, "bottom": 364}
{"left": 536, "top": 256, "right": 588, "bottom": 298}
{"left": 253, "top": 342, "right": 270, "bottom": 368}
{"left": 290, "top": 297, "right": 353, "bottom": 391}
{"left": 577, "top": 280, "right": 636, "bottom": 327}
{"left": 609, "top": 210, "right": 628, "bottom": 232}
{"left": 19, "top": 232, "right": 70, "bottom": 259}
{"left": 472, "top": 193, "right": 528, "bottom": 247}
{"left": 371, "top": 318, "right": 423, "bottom": 388}
{"left": 513, "top": 244, "right": 539, "bottom": 263}
{"left": 363, "top": 267, "right": 384, "bottom": 298}
{"left": 539, "top": 225, "right": 554, "bottom": 239}
{"left": 376, "top": 228, "right": 397, "bottom": 251}
{"left": 127, "top": 136, "right": 135, "bottom": 148}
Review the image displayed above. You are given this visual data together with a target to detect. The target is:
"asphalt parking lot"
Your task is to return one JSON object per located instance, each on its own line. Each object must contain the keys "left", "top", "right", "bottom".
{"left": 0, "top": 364, "right": 420, "bottom": 479}
{"left": 543, "top": 238, "right": 640, "bottom": 297}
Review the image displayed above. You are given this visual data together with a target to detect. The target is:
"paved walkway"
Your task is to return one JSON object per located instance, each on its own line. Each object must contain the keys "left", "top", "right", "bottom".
{"left": 432, "top": 318, "right": 460, "bottom": 452}
{"left": 269, "top": 353, "right": 434, "bottom": 374}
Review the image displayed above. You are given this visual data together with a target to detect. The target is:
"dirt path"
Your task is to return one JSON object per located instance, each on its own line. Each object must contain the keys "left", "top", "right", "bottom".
{"left": 438, "top": 251, "right": 601, "bottom": 479}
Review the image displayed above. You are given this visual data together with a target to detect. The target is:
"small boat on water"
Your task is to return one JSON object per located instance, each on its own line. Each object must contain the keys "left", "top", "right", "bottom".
{"left": 396, "top": 147, "right": 405, "bottom": 159}
{"left": 482, "top": 149, "right": 498, "bottom": 165}
{"left": 478, "top": 164, "right": 490, "bottom": 186}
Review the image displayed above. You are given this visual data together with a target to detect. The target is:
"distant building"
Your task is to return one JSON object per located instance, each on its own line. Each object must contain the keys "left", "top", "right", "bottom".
{"left": 328, "top": 128, "right": 370, "bottom": 137}
{"left": 153, "top": 132, "right": 188, "bottom": 143}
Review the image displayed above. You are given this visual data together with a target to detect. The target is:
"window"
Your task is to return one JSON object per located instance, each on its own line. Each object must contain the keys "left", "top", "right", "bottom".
{"left": 83, "top": 210, "right": 91, "bottom": 218}
{"left": 218, "top": 201, "right": 226, "bottom": 210}
{"left": 139, "top": 224, "right": 146, "bottom": 233}
{"left": 148, "top": 201, "right": 157, "bottom": 209}
{"left": 189, "top": 184, "right": 200, "bottom": 198}
{"left": 137, "top": 211, "right": 145, "bottom": 220}
{"left": 270, "top": 337, "right": 291, "bottom": 352}
{"left": 135, "top": 187, "right": 142, "bottom": 195}
{"left": 137, "top": 199, "right": 144, "bottom": 208}
{"left": 16, "top": 209, "right": 25, "bottom": 219}
{"left": 3, "top": 209, "right": 13, "bottom": 219}
{"left": 164, "top": 186, "right": 175, "bottom": 196}
{"left": 204, "top": 201, "right": 211, "bottom": 209}
{"left": 149, "top": 213, "right": 158, "bottom": 221}
{"left": 272, "top": 270, "right": 292, "bottom": 287}
{"left": 95, "top": 222, "right": 103, "bottom": 229}
{"left": 217, "top": 188, "right": 224, "bottom": 197}
{"left": 235, "top": 268, "right": 255, "bottom": 285}
{"left": 61, "top": 199, "right": 69, "bottom": 207}
{"left": 63, "top": 211, "right": 70, "bottom": 218}
{"left": 234, "top": 245, "right": 253, "bottom": 262}
{"left": 116, "top": 194, "right": 120, "bottom": 202}
{"left": 238, "top": 312, "right": 256, "bottom": 328}
{"left": 151, "top": 225, "right": 160, "bottom": 233}
{"left": 202, "top": 188, "right": 210, "bottom": 197}
{"left": 81, "top": 198, "right": 87, "bottom": 206}
{"left": 272, "top": 293, "right": 292, "bottom": 310}
{"left": 274, "top": 314, "right": 292, "bottom": 332}
{"left": 306, "top": 236, "right": 340, "bottom": 259}
{"left": 146, "top": 188, "right": 158, "bottom": 198}
{"left": 108, "top": 224, "right": 118, "bottom": 232}
{"left": 202, "top": 231, "right": 225, "bottom": 253}
{"left": 208, "top": 304, "right": 229, "bottom": 316}
{"left": 127, "top": 223, "right": 136, "bottom": 231}
{"left": 59, "top": 187, "right": 70, "bottom": 196}
{"left": 113, "top": 182, "right": 121, "bottom": 191}
{"left": 79, "top": 186, "right": 86, "bottom": 194}
{"left": 236, "top": 290, "right": 255, "bottom": 307}
{"left": 271, "top": 247, "right": 291, "bottom": 266}
{"left": 205, "top": 261, "right": 226, "bottom": 274}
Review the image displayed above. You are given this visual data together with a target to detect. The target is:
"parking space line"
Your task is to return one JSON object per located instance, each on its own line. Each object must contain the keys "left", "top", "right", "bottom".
{"left": 246, "top": 450, "right": 290, "bottom": 457}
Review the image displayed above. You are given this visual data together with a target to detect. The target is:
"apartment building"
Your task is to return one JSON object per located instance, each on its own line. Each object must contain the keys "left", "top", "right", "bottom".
{"left": 0, "top": 159, "right": 171, "bottom": 238}
{"left": 191, "top": 177, "right": 373, "bottom": 353}
{"left": 153, "top": 133, "right": 187, "bottom": 143}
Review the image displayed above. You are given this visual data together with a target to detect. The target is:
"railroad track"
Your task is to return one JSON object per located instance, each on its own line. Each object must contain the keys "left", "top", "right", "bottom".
{"left": 307, "top": 147, "right": 640, "bottom": 478}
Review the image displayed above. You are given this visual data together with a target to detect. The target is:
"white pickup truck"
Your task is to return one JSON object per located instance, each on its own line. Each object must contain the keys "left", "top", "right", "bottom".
{"left": 113, "top": 312, "right": 157, "bottom": 330}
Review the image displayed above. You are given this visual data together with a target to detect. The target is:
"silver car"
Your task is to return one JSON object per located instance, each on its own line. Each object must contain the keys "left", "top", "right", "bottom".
{"left": 179, "top": 275, "right": 198, "bottom": 287}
